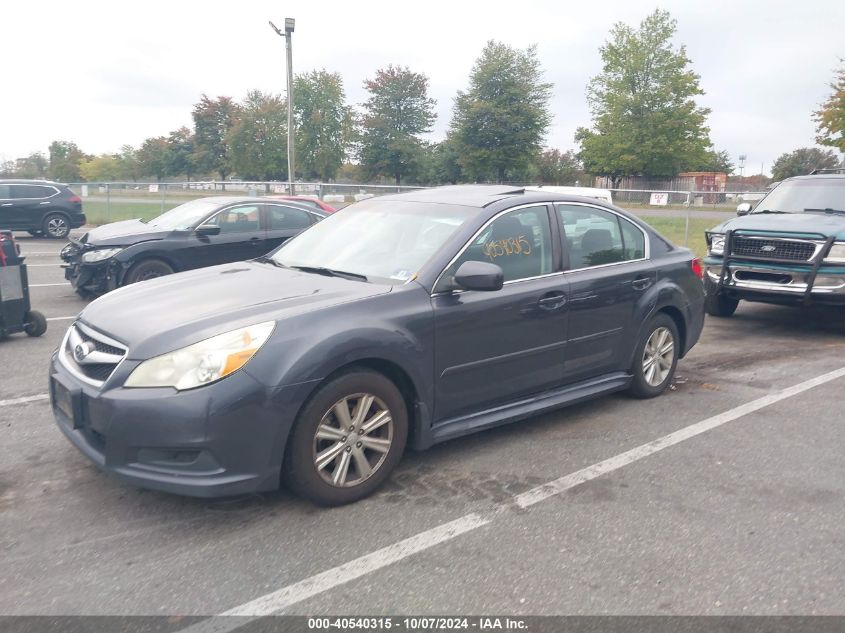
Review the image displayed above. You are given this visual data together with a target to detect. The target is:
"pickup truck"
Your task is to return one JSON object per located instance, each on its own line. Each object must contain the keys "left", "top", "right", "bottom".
{"left": 703, "top": 170, "right": 845, "bottom": 316}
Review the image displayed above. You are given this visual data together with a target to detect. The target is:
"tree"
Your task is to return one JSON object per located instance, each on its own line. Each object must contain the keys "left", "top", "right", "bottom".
{"left": 0, "top": 153, "right": 48, "bottom": 179}
{"left": 814, "top": 61, "right": 845, "bottom": 155}
{"left": 166, "top": 127, "right": 196, "bottom": 180}
{"left": 431, "top": 137, "right": 464, "bottom": 184}
{"left": 771, "top": 147, "right": 840, "bottom": 181}
{"left": 536, "top": 149, "right": 582, "bottom": 185}
{"left": 136, "top": 137, "right": 172, "bottom": 181}
{"left": 48, "top": 141, "right": 87, "bottom": 182}
{"left": 79, "top": 154, "right": 125, "bottom": 181}
{"left": 697, "top": 148, "right": 734, "bottom": 174}
{"left": 359, "top": 65, "right": 436, "bottom": 185}
{"left": 192, "top": 95, "right": 239, "bottom": 181}
{"left": 449, "top": 41, "right": 552, "bottom": 183}
{"left": 294, "top": 70, "right": 354, "bottom": 181}
{"left": 227, "top": 91, "right": 288, "bottom": 181}
{"left": 576, "top": 10, "right": 712, "bottom": 186}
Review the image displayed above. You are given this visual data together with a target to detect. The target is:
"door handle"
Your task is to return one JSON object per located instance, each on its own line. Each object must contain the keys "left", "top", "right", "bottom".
{"left": 1, "top": 203, "right": 12, "bottom": 207}
{"left": 249, "top": 237, "right": 262, "bottom": 245}
{"left": 632, "top": 276, "right": 653, "bottom": 291}
{"left": 537, "top": 293, "right": 567, "bottom": 310}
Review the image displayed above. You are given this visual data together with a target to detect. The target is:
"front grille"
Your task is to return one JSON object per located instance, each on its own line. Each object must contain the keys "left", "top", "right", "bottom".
{"left": 62, "top": 323, "right": 127, "bottom": 386}
{"left": 731, "top": 237, "right": 816, "bottom": 262}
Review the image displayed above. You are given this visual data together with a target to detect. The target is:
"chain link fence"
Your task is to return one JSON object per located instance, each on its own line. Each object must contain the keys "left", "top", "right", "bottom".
{"left": 65, "top": 181, "right": 768, "bottom": 256}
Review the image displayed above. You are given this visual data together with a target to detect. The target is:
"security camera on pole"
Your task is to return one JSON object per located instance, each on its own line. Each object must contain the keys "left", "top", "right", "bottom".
{"left": 269, "top": 18, "right": 296, "bottom": 195}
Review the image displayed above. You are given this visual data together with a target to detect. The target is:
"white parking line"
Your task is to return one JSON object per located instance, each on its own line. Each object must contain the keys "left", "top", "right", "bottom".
{"left": 47, "top": 316, "right": 76, "bottom": 322}
{"left": 30, "top": 283, "right": 69, "bottom": 288}
{"left": 23, "top": 264, "right": 63, "bottom": 267}
{"left": 0, "top": 394, "right": 50, "bottom": 407}
{"left": 179, "top": 365, "right": 845, "bottom": 629}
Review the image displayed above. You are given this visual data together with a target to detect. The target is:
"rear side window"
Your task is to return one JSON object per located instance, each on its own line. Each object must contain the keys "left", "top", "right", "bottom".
{"left": 266, "top": 205, "right": 314, "bottom": 230}
{"left": 0, "top": 185, "right": 10, "bottom": 199}
{"left": 557, "top": 204, "right": 647, "bottom": 268}
{"left": 11, "top": 185, "right": 55, "bottom": 199}
{"left": 619, "top": 216, "right": 646, "bottom": 259}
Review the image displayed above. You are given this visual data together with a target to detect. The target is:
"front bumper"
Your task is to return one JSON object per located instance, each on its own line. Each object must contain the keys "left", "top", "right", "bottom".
{"left": 49, "top": 349, "right": 314, "bottom": 498}
{"left": 704, "top": 257, "right": 845, "bottom": 305}
{"left": 63, "top": 259, "right": 117, "bottom": 295}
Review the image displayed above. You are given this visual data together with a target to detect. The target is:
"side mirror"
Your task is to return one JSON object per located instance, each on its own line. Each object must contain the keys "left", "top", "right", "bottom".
{"left": 195, "top": 224, "right": 221, "bottom": 236}
{"left": 736, "top": 202, "right": 752, "bottom": 216}
{"left": 454, "top": 261, "right": 504, "bottom": 292}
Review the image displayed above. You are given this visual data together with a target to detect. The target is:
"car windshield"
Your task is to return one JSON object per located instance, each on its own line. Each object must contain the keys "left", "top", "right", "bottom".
{"left": 145, "top": 199, "right": 222, "bottom": 230}
{"left": 270, "top": 199, "right": 475, "bottom": 283}
{"left": 752, "top": 179, "right": 845, "bottom": 214}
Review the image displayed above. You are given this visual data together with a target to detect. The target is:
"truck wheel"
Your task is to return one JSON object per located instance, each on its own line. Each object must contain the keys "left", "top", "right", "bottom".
{"left": 124, "top": 259, "right": 174, "bottom": 285}
{"left": 704, "top": 277, "right": 739, "bottom": 317}
{"left": 24, "top": 311, "right": 48, "bottom": 337}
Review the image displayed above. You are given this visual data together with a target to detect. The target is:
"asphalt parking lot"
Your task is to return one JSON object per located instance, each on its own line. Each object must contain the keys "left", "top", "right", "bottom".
{"left": 2, "top": 232, "right": 845, "bottom": 619}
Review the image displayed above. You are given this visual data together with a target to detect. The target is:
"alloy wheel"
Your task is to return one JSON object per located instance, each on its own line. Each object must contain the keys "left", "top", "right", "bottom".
{"left": 312, "top": 393, "right": 393, "bottom": 488}
{"left": 642, "top": 326, "right": 675, "bottom": 387}
{"left": 46, "top": 216, "right": 69, "bottom": 238}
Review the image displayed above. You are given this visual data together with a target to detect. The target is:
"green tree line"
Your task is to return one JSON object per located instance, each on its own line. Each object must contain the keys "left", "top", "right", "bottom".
{"left": 2, "top": 10, "right": 842, "bottom": 186}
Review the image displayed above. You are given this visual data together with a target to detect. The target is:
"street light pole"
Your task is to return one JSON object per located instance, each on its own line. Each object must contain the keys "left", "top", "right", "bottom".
{"left": 270, "top": 18, "right": 296, "bottom": 194}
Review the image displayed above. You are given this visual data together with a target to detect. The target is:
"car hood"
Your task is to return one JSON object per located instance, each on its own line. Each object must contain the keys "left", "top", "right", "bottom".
{"left": 78, "top": 261, "right": 392, "bottom": 359}
{"left": 710, "top": 213, "right": 845, "bottom": 240}
{"left": 80, "top": 219, "right": 172, "bottom": 247}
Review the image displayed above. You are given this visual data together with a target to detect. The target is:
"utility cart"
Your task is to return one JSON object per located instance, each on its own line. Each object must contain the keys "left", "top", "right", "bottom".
{"left": 0, "top": 230, "right": 47, "bottom": 339}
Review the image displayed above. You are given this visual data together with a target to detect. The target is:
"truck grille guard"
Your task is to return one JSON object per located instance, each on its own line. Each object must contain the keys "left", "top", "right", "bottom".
{"left": 716, "top": 229, "right": 837, "bottom": 306}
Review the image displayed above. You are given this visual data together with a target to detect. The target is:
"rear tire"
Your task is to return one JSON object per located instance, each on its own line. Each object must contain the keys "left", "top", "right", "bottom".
{"left": 23, "top": 311, "right": 47, "bottom": 337}
{"left": 123, "top": 259, "right": 174, "bottom": 285}
{"left": 42, "top": 213, "right": 70, "bottom": 239}
{"left": 704, "top": 277, "right": 739, "bottom": 317}
{"left": 627, "top": 313, "right": 679, "bottom": 399}
{"left": 284, "top": 369, "right": 408, "bottom": 506}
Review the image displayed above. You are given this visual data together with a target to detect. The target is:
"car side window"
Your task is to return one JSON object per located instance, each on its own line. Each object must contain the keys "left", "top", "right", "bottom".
{"left": 266, "top": 205, "right": 314, "bottom": 230}
{"left": 0, "top": 185, "right": 10, "bottom": 199}
{"left": 619, "top": 216, "right": 646, "bottom": 260}
{"left": 205, "top": 205, "right": 261, "bottom": 233}
{"left": 12, "top": 185, "right": 53, "bottom": 199}
{"left": 436, "top": 205, "right": 553, "bottom": 291}
{"left": 557, "top": 204, "right": 629, "bottom": 269}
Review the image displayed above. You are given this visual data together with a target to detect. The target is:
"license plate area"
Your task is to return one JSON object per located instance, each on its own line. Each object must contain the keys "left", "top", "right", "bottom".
{"left": 52, "top": 376, "right": 83, "bottom": 429}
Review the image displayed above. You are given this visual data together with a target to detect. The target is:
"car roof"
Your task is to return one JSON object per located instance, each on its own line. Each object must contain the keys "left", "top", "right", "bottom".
{"left": 372, "top": 184, "right": 620, "bottom": 208}
{"left": 0, "top": 179, "right": 65, "bottom": 186}
{"left": 787, "top": 174, "right": 845, "bottom": 181}
{"left": 368, "top": 184, "right": 629, "bottom": 213}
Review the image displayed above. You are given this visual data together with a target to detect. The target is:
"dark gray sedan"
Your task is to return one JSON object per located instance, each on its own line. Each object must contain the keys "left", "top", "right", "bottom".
{"left": 49, "top": 185, "right": 705, "bottom": 506}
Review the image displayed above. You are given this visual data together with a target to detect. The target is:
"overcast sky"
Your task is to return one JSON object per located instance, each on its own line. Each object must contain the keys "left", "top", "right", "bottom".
{"left": 1, "top": 0, "right": 843, "bottom": 175}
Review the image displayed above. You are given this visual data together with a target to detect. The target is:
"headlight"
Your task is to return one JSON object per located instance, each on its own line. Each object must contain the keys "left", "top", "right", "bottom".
{"left": 708, "top": 234, "right": 726, "bottom": 255}
{"left": 81, "top": 248, "right": 122, "bottom": 263}
{"left": 824, "top": 243, "right": 845, "bottom": 263}
{"left": 125, "top": 322, "right": 275, "bottom": 390}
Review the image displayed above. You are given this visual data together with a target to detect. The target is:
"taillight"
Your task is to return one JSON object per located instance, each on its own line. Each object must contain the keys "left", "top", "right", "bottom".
{"left": 691, "top": 257, "right": 704, "bottom": 280}
{"left": 68, "top": 195, "right": 82, "bottom": 203}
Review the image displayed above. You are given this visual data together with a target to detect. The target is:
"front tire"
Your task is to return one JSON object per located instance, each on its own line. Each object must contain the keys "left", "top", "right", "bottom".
{"left": 704, "top": 277, "right": 739, "bottom": 317}
{"left": 42, "top": 213, "right": 70, "bottom": 239}
{"left": 284, "top": 369, "right": 408, "bottom": 506}
{"left": 628, "top": 314, "right": 680, "bottom": 399}
{"left": 123, "top": 258, "right": 174, "bottom": 285}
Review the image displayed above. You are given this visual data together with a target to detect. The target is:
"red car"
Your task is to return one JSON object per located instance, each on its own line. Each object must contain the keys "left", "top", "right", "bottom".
{"left": 267, "top": 195, "right": 337, "bottom": 213}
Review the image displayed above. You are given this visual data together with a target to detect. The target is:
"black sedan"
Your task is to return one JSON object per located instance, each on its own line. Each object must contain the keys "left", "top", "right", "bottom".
{"left": 60, "top": 196, "right": 326, "bottom": 296}
{"left": 50, "top": 185, "right": 705, "bottom": 506}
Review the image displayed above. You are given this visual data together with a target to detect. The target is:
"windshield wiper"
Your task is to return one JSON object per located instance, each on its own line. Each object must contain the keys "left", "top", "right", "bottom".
{"left": 254, "top": 256, "right": 286, "bottom": 268}
{"left": 289, "top": 265, "right": 368, "bottom": 282}
{"left": 752, "top": 209, "right": 790, "bottom": 214}
{"left": 804, "top": 208, "right": 845, "bottom": 215}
